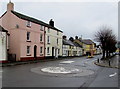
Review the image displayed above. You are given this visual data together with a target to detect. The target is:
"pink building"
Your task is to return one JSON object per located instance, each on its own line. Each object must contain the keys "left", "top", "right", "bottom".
{"left": 0, "top": 2, "right": 47, "bottom": 61}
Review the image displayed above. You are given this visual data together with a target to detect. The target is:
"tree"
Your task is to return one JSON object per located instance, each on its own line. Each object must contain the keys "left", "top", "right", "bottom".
{"left": 94, "top": 26, "right": 117, "bottom": 59}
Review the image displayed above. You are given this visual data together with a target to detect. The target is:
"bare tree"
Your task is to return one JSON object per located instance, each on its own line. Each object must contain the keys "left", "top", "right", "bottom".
{"left": 94, "top": 26, "right": 117, "bottom": 59}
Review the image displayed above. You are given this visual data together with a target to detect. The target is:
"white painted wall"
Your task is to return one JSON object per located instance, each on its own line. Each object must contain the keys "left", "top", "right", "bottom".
{"left": 62, "top": 45, "right": 69, "bottom": 57}
{"left": 45, "top": 27, "right": 63, "bottom": 57}
{"left": 0, "top": 32, "right": 7, "bottom": 61}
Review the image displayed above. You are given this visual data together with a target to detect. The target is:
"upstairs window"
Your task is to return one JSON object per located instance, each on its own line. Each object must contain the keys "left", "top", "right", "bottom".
{"left": 48, "top": 28, "right": 50, "bottom": 33}
{"left": 27, "top": 32, "right": 30, "bottom": 41}
{"left": 40, "top": 25, "right": 44, "bottom": 31}
{"left": 40, "top": 34, "right": 43, "bottom": 42}
{"left": 57, "top": 38, "right": 58, "bottom": 44}
{"left": 57, "top": 31, "right": 59, "bottom": 35}
{"left": 26, "top": 21, "right": 31, "bottom": 27}
{"left": 47, "top": 36, "right": 50, "bottom": 44}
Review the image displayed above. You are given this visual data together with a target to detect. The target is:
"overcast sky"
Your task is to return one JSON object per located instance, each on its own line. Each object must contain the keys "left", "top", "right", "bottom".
{"left": 0, "top": 0, "right": 119, "bottom": 42}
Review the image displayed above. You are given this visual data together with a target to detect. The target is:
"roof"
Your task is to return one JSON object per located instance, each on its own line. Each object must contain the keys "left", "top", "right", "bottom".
{"left": 0, "top": 25, "right": 8, "bottom": 32}
{"left": 11, "top": 10, "right": 63, "bottom": 33}
{"left": 63, "top": 39, "right": 75, "bottom": 46}
{"left": 82, "top": 39, "right": 94, "bottom": 45}
{"left": 0, "top": 11, "right": 7, "bottom": 19}
{"left": 73, "top": 42, "right": 82, "bottom": 48}
{"left": 63, "top": 39, "right": 82, "bottom": 48}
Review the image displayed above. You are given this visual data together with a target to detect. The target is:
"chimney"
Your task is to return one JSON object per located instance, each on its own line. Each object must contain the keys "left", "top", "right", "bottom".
{"left": 63, "top": 35, "right": 67, "bottom": 40}
{"left": 49, "top": 19, "right": 54, "bottom": 27}
{"left": 7, "top": 1, "right": 14, "bottom": 11}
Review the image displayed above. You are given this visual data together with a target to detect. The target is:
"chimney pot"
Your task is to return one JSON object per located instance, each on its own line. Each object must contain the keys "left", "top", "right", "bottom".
{"left": 49, "top": 19, "right": 54, "bottom": 27}
{"left": 7, "top": 1, "right": 14, "bottom": 11}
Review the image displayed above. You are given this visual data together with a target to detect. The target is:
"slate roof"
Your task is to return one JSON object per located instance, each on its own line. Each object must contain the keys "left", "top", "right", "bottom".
{"left": 73, "top": 42, "right": 82, "bottom": 48}
{"left": 0, "top": 25, "right": 8, "bottom": 32}
{"left": 11, "top": 10, "right": 63, "bottom": 33}
{"left": 82, "top": 39, "right": 94, "bottom": 45}
{"left": 63, "top": 39, "right": 74, "bottom": 46}
{"left": 63, "top": 39, "right": 82, "bottom": 48}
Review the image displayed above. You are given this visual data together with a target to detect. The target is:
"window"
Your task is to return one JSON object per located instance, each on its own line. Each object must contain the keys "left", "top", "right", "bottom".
{"left": 58, "top": 49, "right": 60, "bottom": 54}
{"left": 57, "top": 31, "right": 59, "bottom": 35}
{"left": 40, "top": 25, "right": 44, "bottom": 30}
{"left": 27, "top": 46, "right": 30, "bottom": 54}
{"left": 40, "top": 34, "right": 43, "bottom": 41}
{"left": 57, "top": 38, "right": 58, "bottom": 44}
{"left": 48, "top": 28, "right": 50, "bottom": 33}
{"left": 40, "top": 47, "right": 43, "bottom": 53}
{"left": 47, "top": 36, "right": 50, "bottom": 44}
{"left": 26, "top": 21, "right": 31, "bottom": 27}
{"left": 47, "top": 47, "right": 49, "bottom": 54}
{"left": 27, "top": 32, "right": 30, "bottom": 40}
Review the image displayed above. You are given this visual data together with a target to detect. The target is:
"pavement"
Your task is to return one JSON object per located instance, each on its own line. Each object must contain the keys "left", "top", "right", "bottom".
{"left": 94, "top": 55, "right": 120, "bottom": 69}
{"left": 0, "top": 56, "right": 85, "bottom": 67}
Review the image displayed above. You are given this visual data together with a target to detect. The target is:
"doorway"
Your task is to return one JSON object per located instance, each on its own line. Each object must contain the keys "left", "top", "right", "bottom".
{"left": 52, "top": 47, "right": 54, "bottom": 57}
{"left": 34, "top": 45, "right": 37, "bottom": 58}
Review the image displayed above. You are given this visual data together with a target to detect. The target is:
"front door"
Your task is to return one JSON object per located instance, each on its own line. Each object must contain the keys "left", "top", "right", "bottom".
{"left": 34, "top": 45, "right": 37, "bottom": 58}
{"left": 52, "top": 47, "right": 54, "bottom": 57}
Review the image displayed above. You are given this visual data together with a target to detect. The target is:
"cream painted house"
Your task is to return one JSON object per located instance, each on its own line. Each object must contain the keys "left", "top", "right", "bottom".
{"left": 0, "top": 26, "right": 9, "bottom": 63}
{"left": 62, "top": 37, "right": 82, "bottom": 57}
{"left": 45, "top": 20, "right": 63, "bottom": 59}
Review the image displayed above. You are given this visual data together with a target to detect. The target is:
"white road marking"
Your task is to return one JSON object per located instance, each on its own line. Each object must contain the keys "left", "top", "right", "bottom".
{"left": 109, "top": 73, "right": 117, "bottom": 77}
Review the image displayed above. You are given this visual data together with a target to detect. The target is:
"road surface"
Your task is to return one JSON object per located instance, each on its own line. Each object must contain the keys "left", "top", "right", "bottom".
{"left": 1, "top": 55, "right": 119, "bottom": 88}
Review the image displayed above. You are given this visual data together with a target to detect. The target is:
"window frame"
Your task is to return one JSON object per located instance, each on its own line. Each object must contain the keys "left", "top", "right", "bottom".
{"left": 47, "top": 36, "right": 50, "bottom": 44}
{"left": 40, "top": 25, "right": 44, "bottom": 31}
{"left": 27, "top": 46, "right": 30, "bottom": 55}
{"left": 57, "top": 38, "right": 58, "bottom": 45}
{"left": 57, "top": 31, "right": 59, "bottom": 35}
{"left": 48, "top": 28, "right": 50, "bottom": 33}
{"left": 26, "top": 21, "right": 31, "bottom": 27}
{"left": 27, "top": 32, "right": 30, "bottom": 41}
{"left": 47, "top": 47, "right": 50, "bottom": 54}
{"left": 40, "top": 47, "right": 43, "bottom": 53}
{"left": 40, "top": 34, "right": 43, "bottom": 42}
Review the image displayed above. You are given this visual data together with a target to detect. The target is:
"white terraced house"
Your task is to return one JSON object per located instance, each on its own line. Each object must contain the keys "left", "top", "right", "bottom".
{"left": 45, "top": 19, "right": 63, "bottom": 59}
{"left": 0, "top": 26, "right": 9, "bottom": 63}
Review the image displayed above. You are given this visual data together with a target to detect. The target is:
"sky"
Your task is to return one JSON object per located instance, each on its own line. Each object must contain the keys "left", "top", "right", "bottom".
{"left": 0, "top": 0, "right": 119, "bottom": 42}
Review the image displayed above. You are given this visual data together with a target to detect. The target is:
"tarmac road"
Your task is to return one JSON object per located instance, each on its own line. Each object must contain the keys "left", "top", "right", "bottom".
{"left": 1, "top": 55, "right": 119, "bottom": 88}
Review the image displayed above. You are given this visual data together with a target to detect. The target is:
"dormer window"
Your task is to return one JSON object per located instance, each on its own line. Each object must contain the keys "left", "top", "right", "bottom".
{"left": 26, "top": 21, "right": 31, "bottom": 27}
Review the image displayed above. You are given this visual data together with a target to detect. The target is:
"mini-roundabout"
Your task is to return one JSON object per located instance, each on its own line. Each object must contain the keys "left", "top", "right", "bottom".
{"left": 31, "top": 66, "right": 94, "bottom": 77}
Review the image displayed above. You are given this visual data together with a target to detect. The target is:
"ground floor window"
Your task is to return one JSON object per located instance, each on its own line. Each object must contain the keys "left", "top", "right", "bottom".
{"left": 47, "top": 47, "right": 50, "bottom": 54}
{"left": 27, "top": 46, "right": 30, "bottom": 54}
{"left": 40, "top": 47, "right": 43, "bottom": 53}
{"left": 58, "top": 49, "right": 60, "bottom": 54}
